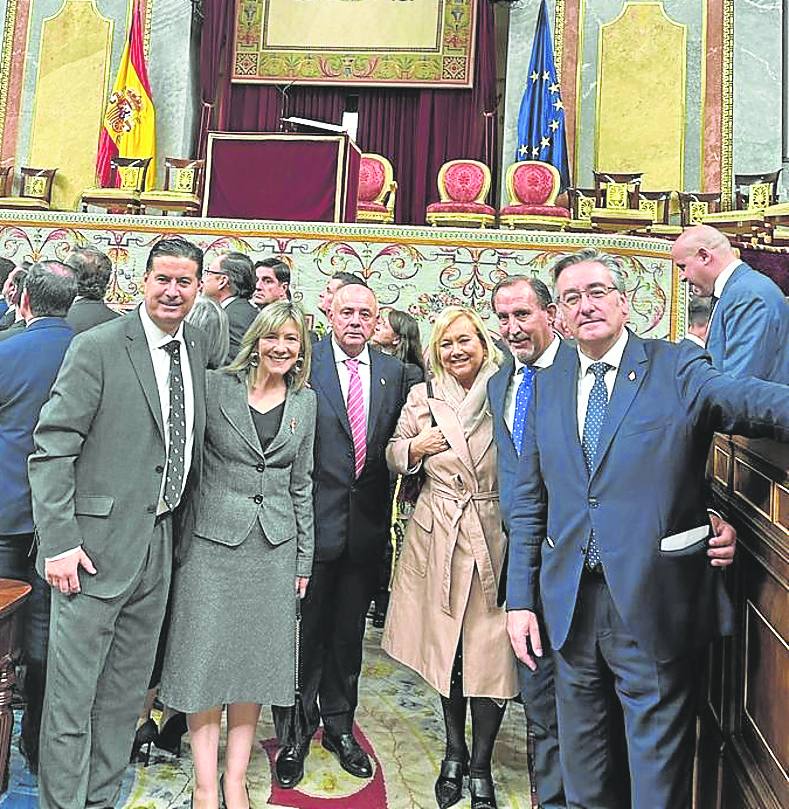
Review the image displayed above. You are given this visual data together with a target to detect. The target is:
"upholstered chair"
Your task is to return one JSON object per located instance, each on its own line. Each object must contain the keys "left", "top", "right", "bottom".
{"left": 140, "top": 158, "right": 204, "bottom": 216}
{"left": 81, "top": 156, "right": 152, "bottom": 214}
{"left": 356, "top": 153, "right": 397, "bottom": 224}
{"left": 0, "top": 167, "right": 58, "bottom": 211}
{"left": 426, "top": 159, "right": 496, "bottom": 228}
{"left": 498, "top": 161, "right": 570, "bottom": 230}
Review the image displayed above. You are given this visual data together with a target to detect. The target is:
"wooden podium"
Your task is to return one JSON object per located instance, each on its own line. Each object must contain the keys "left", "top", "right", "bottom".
{"left": 203, "top": 132, "right": 361, "bottom": 222}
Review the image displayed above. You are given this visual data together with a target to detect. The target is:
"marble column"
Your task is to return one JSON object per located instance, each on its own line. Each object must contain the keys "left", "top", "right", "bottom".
{"left": 733, "top": 0, "right": 782, "bottom": 182}
{"left": 147, "top": 0, "right": 200, "bottom": 178}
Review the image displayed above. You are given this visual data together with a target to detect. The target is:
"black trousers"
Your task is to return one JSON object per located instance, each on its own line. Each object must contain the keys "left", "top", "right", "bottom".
{"left": 274, "top": 551, "right": 377, "bottom": 740}
{"left": 0, "top": 533, "right": 49, "bottom": 761}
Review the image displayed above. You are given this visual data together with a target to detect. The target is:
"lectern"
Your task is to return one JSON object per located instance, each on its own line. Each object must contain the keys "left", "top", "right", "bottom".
{"left": 203, "top": 132, "right": 361, "bottom": 222}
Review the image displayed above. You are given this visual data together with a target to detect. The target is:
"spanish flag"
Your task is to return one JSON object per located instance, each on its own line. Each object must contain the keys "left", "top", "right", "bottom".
{"left": 96, "top": 0, "right": 156, "bottom": 188}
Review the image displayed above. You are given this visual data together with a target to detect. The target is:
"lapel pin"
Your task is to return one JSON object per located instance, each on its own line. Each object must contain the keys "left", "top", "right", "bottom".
{"left": 290, "top": 418, "right": 297, "bottom": 434}
{"left": 380, "top": 378, "right": 386, "bottom": 385}
{"left": 628, "top": 370, "right": 636, "bottom": 381}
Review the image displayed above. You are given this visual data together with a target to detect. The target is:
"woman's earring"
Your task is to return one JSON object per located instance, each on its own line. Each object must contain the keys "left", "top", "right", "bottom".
{"left": 293, "top": 356, "right": 304, "bottom": 374}
{"left": 249, "top": 351, "right": 260, "bottom": 368}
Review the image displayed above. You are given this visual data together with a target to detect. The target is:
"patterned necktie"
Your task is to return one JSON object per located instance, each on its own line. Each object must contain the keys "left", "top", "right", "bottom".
{"left": 345, "top": 358, "right": 367, "bottom": 478}
{"left": 581, "top": 361, "right": 613, "bottom": 569}
{"left": 163, "top": 340, "right": 186, "bottom": 511}
{"left": 511, "top": 365, "right": 536, "bottom": 457}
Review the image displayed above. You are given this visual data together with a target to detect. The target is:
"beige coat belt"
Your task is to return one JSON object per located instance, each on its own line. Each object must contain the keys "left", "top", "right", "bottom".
{"left": 429, "top": 482, "right": 499, "bottom": 616}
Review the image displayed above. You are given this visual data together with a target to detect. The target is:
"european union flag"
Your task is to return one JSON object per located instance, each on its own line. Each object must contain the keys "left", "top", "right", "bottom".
{"left": 515, "top": 0, "right": 570, "bottom": 189}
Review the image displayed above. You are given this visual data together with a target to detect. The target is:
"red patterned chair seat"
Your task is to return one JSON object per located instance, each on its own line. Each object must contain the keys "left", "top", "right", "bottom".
{"left": 426, "top": 159, "right": 495, "bottom": 228}
{"left": 358, "top": 200, "right": 389, "bottom": 213}
{"left": 426, "top": 201, "right": 496, "bottom": 215}
{"left": 499, "top": 203, "right": 569, "bottom": 217}
{"left": 357, "top": 153, "right": 396, "bottom": 224}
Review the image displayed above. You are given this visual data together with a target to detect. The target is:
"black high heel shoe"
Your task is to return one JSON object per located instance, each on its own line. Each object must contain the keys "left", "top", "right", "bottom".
{"left": 154, "top": 711, "right": 188, "bottom": 756}
{"left": 130, "top": 718, "right": 158, "bottom": 765}
{"left": 220, "top": 773, "right": 250, "bottom": 809}
{"left": 434, "top": 758, "right": 469, "bottom": 809}
{"left": 469, "top": 772, "right": 498, "bottom": 809}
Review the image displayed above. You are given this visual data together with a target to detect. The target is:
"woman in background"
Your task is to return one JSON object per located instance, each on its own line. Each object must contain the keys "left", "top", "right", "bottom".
{"left": 371, "top": 307, "right": 426, "bottom": 626}
{"left": 373, "top": 307, "right": 425, "bottom": 389}
{"left": 159, "top": 301, "right": 316, "bottom": 809}
{"left": 383, "top": 306, "right": 516, "bottom": 809}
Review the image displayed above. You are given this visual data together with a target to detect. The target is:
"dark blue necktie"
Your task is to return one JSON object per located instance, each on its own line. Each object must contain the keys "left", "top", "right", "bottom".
{"left": 581, "top": 361, "right": 612, "bottom": 569}
{"left": 511, "top": 365, "right": 536, "bottom": 457}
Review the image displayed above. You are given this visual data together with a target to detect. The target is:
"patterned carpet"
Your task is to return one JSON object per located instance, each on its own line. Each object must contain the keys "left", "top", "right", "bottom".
{"left": 0, "top": 624, "right": 534, "bottom": 808}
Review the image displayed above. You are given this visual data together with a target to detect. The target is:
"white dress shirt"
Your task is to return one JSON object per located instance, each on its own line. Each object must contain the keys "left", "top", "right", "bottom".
{"left": 139, "top": 303, "right": 196, "bottom": 514}
{"left": 684, "top": 332, "right": 706, "bottom": 349}
{"left": 504, "top": 335, "right": 562, "bottom": 433}
{"left": 218, "top": 295, "right": 237, "bottom": 309}
{"left": 47, "top": 305, "right": 197, "bottom": 563}
{"left": 331, "top": 337, "right": 371, "bottom": 432}
{"left": 712, "top": 259, "right": 740, "bottom": 300}
{"left": 576, "top": 328, "right": 629, "bottom": 441}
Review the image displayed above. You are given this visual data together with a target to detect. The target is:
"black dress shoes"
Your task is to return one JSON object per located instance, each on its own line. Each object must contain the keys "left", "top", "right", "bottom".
{"left": 321, "top": 731, "right": 373, "bottom": 778}
{"left": 275, "top": 738, "right": 310, "bottom": 789}
{"left": 469, "top": 773, "right": 498, "bottom": 809}
{"left": 434, "top": 758, "right": 469, "bottom": 808}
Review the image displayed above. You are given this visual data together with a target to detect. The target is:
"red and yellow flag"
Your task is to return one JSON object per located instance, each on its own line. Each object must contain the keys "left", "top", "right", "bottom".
{"left": 96, "top": 0, "right": 156, "bottom": 188}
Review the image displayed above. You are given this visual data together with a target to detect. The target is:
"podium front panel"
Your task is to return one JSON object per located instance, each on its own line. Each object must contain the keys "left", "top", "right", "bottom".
{"left": 204, "top": 133, "right": 360, "bottom": 222}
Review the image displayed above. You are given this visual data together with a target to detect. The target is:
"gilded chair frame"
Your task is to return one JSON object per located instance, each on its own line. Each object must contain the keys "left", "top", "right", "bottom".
{"left": 499, "top": 161, "right": 568, "bottom": 231}
{"left": 426, "top": 159, "right": 495, "bottom": 229}
{"left": 356, "top": 153, "right": 397, "bottom": 225}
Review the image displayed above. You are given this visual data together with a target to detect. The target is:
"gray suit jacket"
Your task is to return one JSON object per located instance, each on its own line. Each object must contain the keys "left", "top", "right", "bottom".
{"left": 29, "top": 310, "right": 207, "bottom": 599}
{"left": 189, "top": 371, "right": 316, "bottom": 577}
{"left": 66, "top": 298, "right": 120, "bottom": 334}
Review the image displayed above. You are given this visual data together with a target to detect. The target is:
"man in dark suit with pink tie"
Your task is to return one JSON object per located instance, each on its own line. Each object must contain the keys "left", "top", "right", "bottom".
{"left": 273, "top": 282, "right": 406, "bottom": 789}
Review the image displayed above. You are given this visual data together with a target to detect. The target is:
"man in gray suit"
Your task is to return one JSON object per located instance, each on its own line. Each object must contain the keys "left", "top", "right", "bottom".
{"left": 65, "top": 246, "right": 120, "bottom": 334}
{"left": 29, "top": 238, "right": 207, "bottom": 809}
{"left": 203, "top": 250, "right": 257, "bottom": 362}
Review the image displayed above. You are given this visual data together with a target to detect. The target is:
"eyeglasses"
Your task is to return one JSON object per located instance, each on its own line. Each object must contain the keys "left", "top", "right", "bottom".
{"left": 558, "top": 285, "right": 619, "bottom": 308}
{"left": 204, "top": 269, "right": 228, "bottom": 277}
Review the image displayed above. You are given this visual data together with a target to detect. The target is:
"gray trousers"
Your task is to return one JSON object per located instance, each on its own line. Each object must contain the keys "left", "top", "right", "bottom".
{"left": 38, "top": 517, "right": 172, "bottom": 809}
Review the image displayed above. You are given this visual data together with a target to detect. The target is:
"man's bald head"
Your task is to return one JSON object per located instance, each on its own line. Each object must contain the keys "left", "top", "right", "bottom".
{"left": 671, "top": 225, "right": 738, "bottom": 296}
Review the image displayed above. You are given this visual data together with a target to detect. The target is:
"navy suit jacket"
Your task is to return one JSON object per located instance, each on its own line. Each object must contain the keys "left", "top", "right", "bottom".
{"left": 0, "top": 317, "right": 74, "bottom": 534}
{"left": 309, "top": 337, "right": 406, "bottom": 564}
{"left": 706, "top": 262, "right": 788, "bottom": 382}
{"left": 488, "top": 352, "right": 520, "bottom": 533}
{"left": 507, "top": 333, "right": 788, "bottom": 662}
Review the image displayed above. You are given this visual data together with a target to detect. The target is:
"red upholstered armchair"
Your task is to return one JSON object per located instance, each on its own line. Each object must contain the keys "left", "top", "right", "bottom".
{"left": 357, "top": 153, "right": 397, "bottom": 224}
{"left": 498, "top": 161, "right": 570, "bottom": 230}
{"left": 426, "top": 159, "right": 495, "bottom": 228}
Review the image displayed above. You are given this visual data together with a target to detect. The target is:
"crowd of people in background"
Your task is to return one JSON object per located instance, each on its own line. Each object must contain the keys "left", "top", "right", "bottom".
{"left": 0, "top": 224, "right": 786, "bottom": 809}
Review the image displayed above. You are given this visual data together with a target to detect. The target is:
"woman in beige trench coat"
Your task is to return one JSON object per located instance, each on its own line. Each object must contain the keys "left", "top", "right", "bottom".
{"left": 382, "top": 306, "right": 518, "bottom": 809}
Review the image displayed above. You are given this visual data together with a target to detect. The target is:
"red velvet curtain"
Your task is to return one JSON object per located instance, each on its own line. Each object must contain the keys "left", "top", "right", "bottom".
{"left": 211, "top": 1, "right": 498, "bottom": 225}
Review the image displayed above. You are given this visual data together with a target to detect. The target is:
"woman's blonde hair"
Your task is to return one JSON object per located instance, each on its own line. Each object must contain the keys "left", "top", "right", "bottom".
{"left": 224, "top": 300, "right": 312, "bottom": 391}
{"left": 428, "top": 306, "right": 501, "bottom": 382}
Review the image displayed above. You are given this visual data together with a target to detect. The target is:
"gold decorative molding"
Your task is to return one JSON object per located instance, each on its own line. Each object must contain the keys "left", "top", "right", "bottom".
{"left": 721, "top": 0, "right": 734, "bottom": 209}
{"left": 0, "top": 0, "right": 19, "bottom": 156}
{"left": 554, "top": 0, "right": 565, "bottom": 83}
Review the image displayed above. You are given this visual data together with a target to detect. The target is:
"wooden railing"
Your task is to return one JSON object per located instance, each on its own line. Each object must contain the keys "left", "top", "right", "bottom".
{"left": 695, "top": 436, "right": 788, "bottom": 809}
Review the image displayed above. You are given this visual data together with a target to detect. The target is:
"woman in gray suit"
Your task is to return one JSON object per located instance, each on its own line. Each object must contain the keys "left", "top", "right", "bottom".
{"left": 159, "top": 301, "right": 317, "bottom": 809}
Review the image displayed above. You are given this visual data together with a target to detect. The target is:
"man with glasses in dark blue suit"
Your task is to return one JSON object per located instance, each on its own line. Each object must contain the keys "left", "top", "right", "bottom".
{"left": 506, "top": 249, "right": 787, "bottom": 809}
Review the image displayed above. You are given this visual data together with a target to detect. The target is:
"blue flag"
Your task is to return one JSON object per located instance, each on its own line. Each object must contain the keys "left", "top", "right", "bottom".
{"left": 515, "top": 0, "right": 570, "bottom": 189}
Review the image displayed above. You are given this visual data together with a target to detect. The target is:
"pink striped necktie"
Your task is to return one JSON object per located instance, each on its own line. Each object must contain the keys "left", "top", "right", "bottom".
{"left": 345, "top": 358, "right": 367, "bottom": 478}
